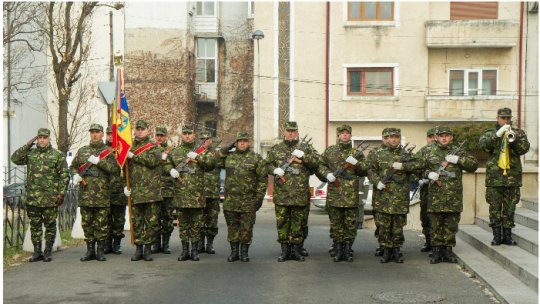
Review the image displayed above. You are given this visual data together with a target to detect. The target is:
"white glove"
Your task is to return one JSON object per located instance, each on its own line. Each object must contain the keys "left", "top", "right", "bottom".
{"left": 72, "top": 174, "right": 82, "bottom": 185}
{"left": 392, "top": 162, "right": 403, "bottom": 170}
{"left": 292, "top": 149, "right": 304, "bottom": 159}
{"left": 127, "top": 151, "right": 134, "bottom": 159}
{"left": 345, "top": 156, "right": 358, "bottom": 165}
{"left": 418, "top": 179, "right": 429, "bottom": 186}
{"left": 87, "top": 155, "right": 100, "bottom": 165}
{"left": 376, "top": 181, "right": 386, "bottom": 190}
{"left": 273, "top": 167, "right": 285, "bottom": 177}
{"left": 445, "top": 154, "right": 459, "bottom": 164}
{"left": 428, "top": 172, "right": 439, "bottom": 181}
{"left": 170, "top": 168, "right": 180, "bottom": 178}
{"left": 187, "top": 151, "right": 198, "bottom": 160}
{"left": 161, "top": 153, "right": 168, "bottom": 161}
{"left": 326, "top": 173, "right": 336, "bottom": 183}
{"left": 124, "top": 186, "right": 131, "bottom": 197}
{"left": 496, "top": 124, "right": 511, "bottom": 137}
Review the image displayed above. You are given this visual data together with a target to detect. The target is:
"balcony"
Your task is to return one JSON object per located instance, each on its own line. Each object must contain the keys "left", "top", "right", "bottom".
{"left": 425, "top": 20, "right": 518, "bottom": 48}
{"left": 194, "top": 16, "right": 220, "bottom": 35}
{"left": 194, "top": 83, "right": 217, "bottom": 105}
{"left": 425, "top": 95, "right": 517, "bottom": 121}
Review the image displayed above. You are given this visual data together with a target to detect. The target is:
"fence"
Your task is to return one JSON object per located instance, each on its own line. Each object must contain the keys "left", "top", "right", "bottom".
{"left": 3, "top": 166, "right": 27, "bottom": 185}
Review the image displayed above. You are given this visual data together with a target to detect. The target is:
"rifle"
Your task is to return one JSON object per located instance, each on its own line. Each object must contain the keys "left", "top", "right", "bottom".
{"left": 331, "top": 142, "right": 370, "bottom": 188}
{"left": 433, "top": 140, "right": 467, "bottom": 187}
{"left": 275, "top": 135, "right": 312, "bottom": 184}
{"left": 175, "top": 138, "right": 210, "bottom": 182}
{"left": 381, "top": 143, "right": 416, "bottom": 190}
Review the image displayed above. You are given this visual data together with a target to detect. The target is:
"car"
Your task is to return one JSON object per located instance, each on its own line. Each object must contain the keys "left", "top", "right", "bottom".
{"left": 219, "top": 169, "right": 225, "bottom": 202}
{"left": 310, "top": 182, "right": 327, "bottom": 209}
{"left": 3, "top": 182, "right": 25, "bottom": 209}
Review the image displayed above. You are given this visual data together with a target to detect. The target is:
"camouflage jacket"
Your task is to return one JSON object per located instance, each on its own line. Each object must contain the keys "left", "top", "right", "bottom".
{"left": 128, "top": 136, "right": 163, "bottom": 204}
{"left": 70, "top": 141, "right": 119, "bottom": 207}
{"left": 479, "top": 123, "right": 530, "bottom": 187}
{"left": 165, "top": 142, "right": 214, "bottom": 208}
{"left": 419, "top": 142, "right": 478, "bottom": 212}
{"left": 411, "top": 143, "right": 435, "bottom": 180}
{"left": 11, "top": 144, "right": 69, "bottom": 207}
{"left": 265, "top": 139, "right": 321, "bottom": 206}
{"left": 366, "top": 144, "right": 418, "bottom": 214}
{"left": 319, "top": 142, "right": 368, "bottom": 208}
{"left": 156, "top": 142, "right": 175, "bottom": 198}
{"left": 106, "top": 141, "right": 127, "bottom": 206}
{"left": 217, "top": 149, "right": 267, "bottom": 212}
{"left": 203, "top": 149, "right": 221, "bottom": 199}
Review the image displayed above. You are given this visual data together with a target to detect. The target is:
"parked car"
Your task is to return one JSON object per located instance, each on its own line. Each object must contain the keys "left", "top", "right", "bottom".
{"left": 219, "top": 169, "right": 225, "bottom": 203}
{"left": 3, "top": 182, "right": 25, "bottom": 209}
{"left": 310, "top": 182, "right": 327, "bottom": 209}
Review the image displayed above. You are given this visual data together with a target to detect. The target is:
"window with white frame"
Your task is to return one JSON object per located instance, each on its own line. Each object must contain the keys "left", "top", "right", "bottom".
{"left": 196, "top": 1, "right": 216, "bottom": 16}
{"left": 347, "top": 67, "right": 394, "bottom": 96}
{"left": 348, "top": 1, "right": 394, "bottom": 21}
{"left": 196, "top": 38, "right": 217, "bottom": 83}
{"left": 449, "top": 69, "right": 497, "bottom": 96}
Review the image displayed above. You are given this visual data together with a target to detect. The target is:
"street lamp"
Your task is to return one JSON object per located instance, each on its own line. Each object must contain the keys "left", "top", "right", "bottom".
{"left": 252, "top": 30, "right": 264, "bottom": 154}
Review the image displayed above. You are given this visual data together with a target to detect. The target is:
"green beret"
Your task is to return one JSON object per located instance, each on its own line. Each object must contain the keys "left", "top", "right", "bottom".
{"left": 199, "top": 131, "right": 212, "bottom": 139}
{"left": 284, "top": 121, "right": 298, "bottom": 131}
{"left": 106, "top": 126, "right": 112, "bottom": 133}
{"left": 497, "top": 107, "right": 512, "bottom": 117}
{"left": 337, "top": 124, "right": 352, "bottom": 134}
{"left": 426, "top": 128, "right": 437, "bottom": 136}
{"left": 236, "top": 132, "right": 249, "bottom": 140}
{"left": 436, "top": 126, "right": 453, "bottom": 135}
{"left": 37, "top": 128, "right": 50, "bottom": 137}
{"left": 135, "top": 120, "right": 149, "bottom": 130}
{"left": 382, "top": 127, "right": 401, "bottom": 137}
{"left": 89, "top": 123, "right": 104, "bottom": 132}
{"left": 155, "top": 126, "right": 167, "bottom": 135}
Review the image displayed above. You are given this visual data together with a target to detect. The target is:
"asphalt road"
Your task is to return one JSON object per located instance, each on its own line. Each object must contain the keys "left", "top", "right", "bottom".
{"left": 3, "top": 204, "right": 496, "bottom": 304}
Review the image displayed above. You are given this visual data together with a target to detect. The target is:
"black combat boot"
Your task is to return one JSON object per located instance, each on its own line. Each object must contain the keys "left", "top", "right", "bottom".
{"left": 430, "top": 246, "right": 442, "bottom": 264}
{"left": 96, "top": 240, "right": 107, "bottom": 262}
{"left": 375, "top": 246, "right": 384, "bottom": 257}
{"left": 421, "top": 235, "right": 432, "bottom": 252}
{"left": 143, "top": 244, "right": 153, "bottom": 261}
{"left": 131, "top": 244, "right": 143, "bottom": 261}
{"left": 81, "top": 241, "right": 96, "bottom": 262}
{"left": 329, "top": 241, "right": 337, "bottom": 257}
{"left": 333, "top": 242, "right": 343, "bottom": 262}
{"left": 112, "top": 237, "right": 122, "bottom": 254}
{"left": 380, "top": 247, "right": 391, "bottom": 263}
{"left": 290, "top": 244, "right": 305, "bottom": 262}
{"left": 299, "top": 241, "right": 309, "bottom": 257}
{"left": 240, "top": 243, "right": 250, "bottom": 262}
{"left": 198, "top": 234, "right": 206, "bottom": 253}
{"left": 42, "top": 241, "right": 54, "bottom": 262}
{"left": 103, "top": 237, "right": 113, "bottom": 254}
{"left": 151, "top": 236, "right": 161, "bottom": 254}
{"left": 161, "top": 235, "right": 171, "bottom": 254}
{"left": 343, "top": 242, "right": 353, "bottom": 262}
{"left": 491, "top": 227, "right": 502, "bottom": 245}
{"left": 502, "top": 228, "right": 517, "bottom": 245}
{"left": 191, "top": 240, "right": 200, "bottom": 261}
{"left": 392, "top": 247, "right": 404, "bottom": 263}
{"left": 206, "top": 235, "right": 216, "bottom": 254}
{"left": 442, "top": 246, "right": 458, "bottom": 263}
{"left": 227, "top": 242, "right": 240, "bottom": 262}
{"left": 178, "top": 241, "right": 190, "bottom": 261}
{"left": 277, "top": 243, "right": 290, "bottom": 262}
{"left": 29, "top": 241, "right": 44, "bottom": 262}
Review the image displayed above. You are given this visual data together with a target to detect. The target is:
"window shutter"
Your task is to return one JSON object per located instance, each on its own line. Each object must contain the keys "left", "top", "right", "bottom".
{"left": 450, "top": 2, "right": 498, "bottom": 20}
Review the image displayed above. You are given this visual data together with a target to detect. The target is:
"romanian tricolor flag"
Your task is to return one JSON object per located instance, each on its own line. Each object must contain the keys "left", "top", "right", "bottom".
{"left": 112, "top": 65, "right": 132, "bottom": 167}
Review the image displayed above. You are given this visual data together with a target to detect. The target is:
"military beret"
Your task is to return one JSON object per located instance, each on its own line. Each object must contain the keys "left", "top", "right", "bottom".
{"left": 236, "top": 132, "right": 249, "bottom": 140}
{"left": 135, "top": 120, "right": 149, "bottom": 130}
{"left": 181, "top": 125, "right": 194, "bottom": 133}
{"left": 337, "top": 124, "right": 352, "bottom": 134}
{"left": 89, "top": 123, "right": 104, "bottom": 132}
{"left": 155, "top": 126, "right": 167, "bottom": 135}
{"left": 497, "top": 107, "right": 512, "bottom": 117}
{"left": 426, "top": 127, "right": 437, "bottom": 136}
{"left": 284, "top": 121, "right": 298, "bottom": 131}
{"left": 37, "top": 128, "right": 50, "bottom": 137}
{"left": 199, "top": 131, "right": 212, "bottom": 139}
{"left": 106, "top": 126, "right": 112, "bottom": 133}
{"left": 382, "top": 127, "right": 400, "bottom": 137}
{"left": 436, "top": 126, "right": 453, "bottom": 135}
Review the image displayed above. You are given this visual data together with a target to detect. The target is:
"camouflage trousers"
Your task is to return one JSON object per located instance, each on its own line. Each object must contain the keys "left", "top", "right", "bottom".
{"left": 301, "top": 204, "right": 310, "bottom": 241}
{"left": 428, "top": 212, "right": 460, "bottom": 247}
{"left": 486, "top": 187, "right": 520, "bottom": 228}
{"left": 374, "top": 212, "right": 406, "bottom": 248}
{"left": 26, "top": 206, "right": 58, "bottom": 244}
{"left": 131, "top": 202, "right": 160, "bottom": 245}
{"left": 328, "top": 205, "right": 358, "bottom": 243}
{"left": 201, "top": 198, "right": 220, "bottom": 237}
{"left": 178, "top": 207, "right": 203, "bottom": 242}
{"left": 81, "top": 206, "right": 110, "bottom": 242}
{"left": 108, "top": 204, "right": 126, "bottom": 239}
{"left": 224, "top": 210, "right": 256, "bottom": 244}
{"left": 420, "top": 187, "right": 431, "bottom": 239}
{"left": 275, "top": 205, "right": 308, "bottom": 245}
{"left": 157, "top": 197, "right": 175, "bottom": 237}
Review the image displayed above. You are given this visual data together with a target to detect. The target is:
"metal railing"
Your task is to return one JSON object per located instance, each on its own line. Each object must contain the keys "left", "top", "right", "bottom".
{"left": 3, "top": 165, "right": 26, "bottom": 185}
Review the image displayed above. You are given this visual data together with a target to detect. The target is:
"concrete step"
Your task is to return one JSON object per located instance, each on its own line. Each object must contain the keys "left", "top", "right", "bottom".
{"left": 475, "top": 216, "right": 538, "bottom": 256}
{"left": 454, "top": 239, "right": 538, "bottom": 304}
{"left": 514, "top": 208, "right": 538, "bottom": 231}
{"left": 457, "top": 225, "right": 538, "bottom": 292}
{"left": 521, "top": 197, "right": 538, "bottom": 212}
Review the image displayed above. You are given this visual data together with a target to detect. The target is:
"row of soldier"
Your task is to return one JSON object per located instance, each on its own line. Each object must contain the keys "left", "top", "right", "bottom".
{"left": 11, "top": 107, "right": 529, "bottom": 264}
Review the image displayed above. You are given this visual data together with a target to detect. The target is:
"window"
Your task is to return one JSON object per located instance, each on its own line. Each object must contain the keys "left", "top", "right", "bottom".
{"left": 450, "top": 2, "right": 498, "bottom": 20}
{"left": 196, "top": 1, "right": 216, "bottom": 16}
{"left": 347, "top": 68, "right": 393, "bottom": 96}
{"left": 449, "top": 69, "right": 497, "bottom": 96}
{"left": 196, "top": 38, "right": 217, "bottom": 83}
{"left": 348, "top": 1, "right": 394, "bottom": 21}
{"left": 205, "top": 121, "right": 217, "bottom": 137}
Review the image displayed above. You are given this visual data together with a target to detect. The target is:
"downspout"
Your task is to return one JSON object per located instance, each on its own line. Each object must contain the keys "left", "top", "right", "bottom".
{"left": 518, "top": 1, "right": 524, "bottom": 128}
{"left": 325, "top": 2, "right": 330, "bottom": 148}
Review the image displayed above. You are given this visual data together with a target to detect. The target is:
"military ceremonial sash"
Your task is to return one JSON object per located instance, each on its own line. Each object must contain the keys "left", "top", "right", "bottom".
{"left": 78, "top": 148, "right": 112, "bottom": 173}
{"left": 133, "top": 142, "right": 154, "bottom": 156}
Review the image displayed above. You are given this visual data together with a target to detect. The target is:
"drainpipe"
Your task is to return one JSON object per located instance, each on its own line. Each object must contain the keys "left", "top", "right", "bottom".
{"left": 518, "top": 1, "right": 524, "bottom": 128}
{"left": 325, "top": 2, "right": 330, "bottom": 148}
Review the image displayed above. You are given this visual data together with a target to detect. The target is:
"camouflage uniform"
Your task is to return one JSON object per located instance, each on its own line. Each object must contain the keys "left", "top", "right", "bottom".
{"left": 479, "top": 108, "right": 530, "bottom": 245}
{"left": 418, "top": 126, "right": 478, "bottom": 263}
{"left": 70, "top": 124, "right": 120, "bottom": 261}
{"left": 11, "top": 128, "right": 69, "bottom": 262}
{"left": 106, "top": 133, "right": 127, "bottom": 254}
{"left": 265, "top": 122, "right": 320, "bottom": 261}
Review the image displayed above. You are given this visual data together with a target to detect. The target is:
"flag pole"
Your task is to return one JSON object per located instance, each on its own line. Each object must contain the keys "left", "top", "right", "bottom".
{"left": 124, "top": 162, "right": 134, "bottom": 245}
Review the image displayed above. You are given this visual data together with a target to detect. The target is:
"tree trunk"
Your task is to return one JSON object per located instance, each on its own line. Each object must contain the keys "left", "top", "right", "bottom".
{"left": 57, "top": 94, "right": 70, "bottom": 154}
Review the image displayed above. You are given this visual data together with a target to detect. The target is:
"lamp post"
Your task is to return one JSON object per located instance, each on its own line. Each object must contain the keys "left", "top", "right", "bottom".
{"left": 252, "top": 30, "right": 264, "bottom": 154}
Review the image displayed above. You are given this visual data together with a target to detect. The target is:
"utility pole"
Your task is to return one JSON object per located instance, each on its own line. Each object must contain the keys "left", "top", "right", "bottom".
{"left": 7, "top": 7, "right": 13, "bottom": 183}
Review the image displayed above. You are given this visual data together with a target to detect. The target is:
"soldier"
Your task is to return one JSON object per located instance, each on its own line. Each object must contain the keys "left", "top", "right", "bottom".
{"left": 151, "top": 126, "right": 175, "bottom": 255}
{"left": 265, "top": 121, "right": 320, "bottom": 262}
{"left": 479, "top": 108, "right": 530, "bottom": 246}
{"left": 70, "top": 123, "right": 119, "bottom": 262}
{"left": 366, "top": 128, "right": 417, "bottom": 263}
{"left": 166, "top": 125, "right": 214, "bottom": 262}
{"left": 198, "top": 130, "right": 220, "bottom": 255}
{"left": 420, "top": 126, "right": 478, "bottom": 263}
{"left": 217, "top": 132, "right": 267, "bottom": 262}
{"left": 105, "top": 127, "right": 127, "bottom": 254}
{"left": 11, "top": 128, "right": 69, "bottom": 262}
{"left": 320, "top": 124, "right": 368, "bottom": 262}
{"left": 123, "top": 120, "right": 163, "bottom": 262}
